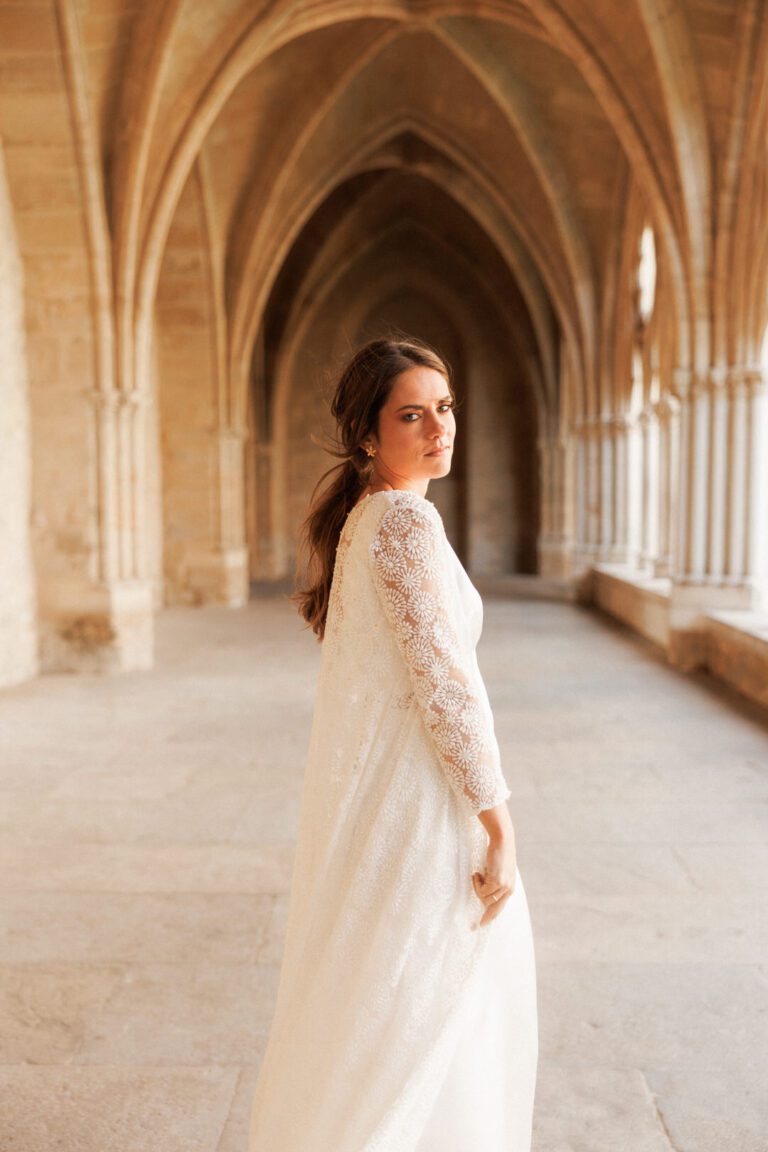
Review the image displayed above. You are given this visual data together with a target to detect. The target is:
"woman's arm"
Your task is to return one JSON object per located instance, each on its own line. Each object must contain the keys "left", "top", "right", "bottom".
{"left": 369, "top": 495, "right": 512, "bottom": 817}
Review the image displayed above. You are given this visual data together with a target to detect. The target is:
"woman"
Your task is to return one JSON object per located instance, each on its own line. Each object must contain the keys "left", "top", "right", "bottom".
{"left": 248, "top": 335, "right": 538, "bottom": 1151}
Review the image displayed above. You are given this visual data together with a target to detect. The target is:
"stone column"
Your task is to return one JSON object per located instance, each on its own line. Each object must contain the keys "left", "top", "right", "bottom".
{"left": 597, "top": 414, "right": 614, "bottom": 560}
{"left": 0, "top": 139, "right": 37, "bottom": 686}
{"left": 626, "top": 410, "right": 642, "bottom": 567}
{"left": 707, "top": 368, "right": 729, "bottom": 580}
{"left": 573, "top": 418, "right": 599, "bottom": 567}
{"left": 251, "top": 439, "right": 279, "bottom": 581}
{"left": 587, "top": 417, "right": 602, "bottom": 558}
{"left": 177, "top": 426, "right": 249, "bottom": 607}
{"left": 743, "top": 369, "right": 768, "bottom": 605}
{"left": 652, "top": 393, "right": 679, "bottom": 578}
{"left": 637, "top": 403, "right": 660, "bottom": 572}
{"left": 36, "top": 386, "right": 154, "bottom": 674}
{"left": 606, "top": 413, "right": 631, "bottom": 564}
{"left": 214, "top": 425, "right": 249, "bottom": 604}
{"left": 669, "top": 366, "right": 766, "bottom": 667}
{"left": 537, "top": 431, "right": 576, "bottom": 578}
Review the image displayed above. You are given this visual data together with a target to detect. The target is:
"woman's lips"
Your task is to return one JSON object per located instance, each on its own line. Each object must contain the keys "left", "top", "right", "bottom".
{"left": 427, "top": 445, "right": 450, "bottom": 456}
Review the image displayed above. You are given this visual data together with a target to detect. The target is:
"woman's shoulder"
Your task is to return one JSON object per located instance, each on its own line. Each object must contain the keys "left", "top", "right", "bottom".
{"left": 361, "top": 488, "right": 442, "bottom": 537}
{"left": 358, "top": 486, "right": 439, "bottom": 515}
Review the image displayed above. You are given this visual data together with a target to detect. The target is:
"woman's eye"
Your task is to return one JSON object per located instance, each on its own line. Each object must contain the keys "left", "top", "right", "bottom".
{"left": 402, "top": 404, "right": 453, "bottom": 422}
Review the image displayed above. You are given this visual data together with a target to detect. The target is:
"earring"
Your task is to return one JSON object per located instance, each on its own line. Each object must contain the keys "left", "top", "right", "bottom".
{"left": 363, "top": 444, "right": 376, "bottom": 458}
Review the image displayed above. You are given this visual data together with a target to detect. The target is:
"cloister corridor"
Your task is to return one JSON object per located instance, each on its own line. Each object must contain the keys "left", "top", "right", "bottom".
{"left": 0, "top": 594, "right": 765, "bottom": 1152}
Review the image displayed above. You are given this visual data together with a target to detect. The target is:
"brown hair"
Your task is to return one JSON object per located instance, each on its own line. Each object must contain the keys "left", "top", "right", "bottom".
{"left": 291, "top": 333, "right": 454, "bottom": 640}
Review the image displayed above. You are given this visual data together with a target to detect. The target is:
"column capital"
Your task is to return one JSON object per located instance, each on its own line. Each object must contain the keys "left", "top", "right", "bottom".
{"left": 745, "top": 369, "right": 768, "bottom": 396}
{"left": 83, "top": 388, "right": 146, "bottom": 411}
{"left": 721, "top": 366, "right": 767, "bottom": 397}
{"left": 220, "top": 424, "right": 248, "bottom": 442}
{"left": 671, "top": 366, "right": 693, "bottom": 399}
{"left": 83, "top": 387, "right": 119, "bottom": 411}
{"left": 606, "top": 412, "right": 637, "bottom": 432}
{"left": 706, "top": 365, "right": 728, "bottom": 391}
{"left": 651, "top": 393, "right": 680, "bottom": 417}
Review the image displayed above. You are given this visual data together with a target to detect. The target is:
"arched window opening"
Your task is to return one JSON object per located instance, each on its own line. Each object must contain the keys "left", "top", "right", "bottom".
{"left": 637, "top": 225, "right": 657, "bottom": 324}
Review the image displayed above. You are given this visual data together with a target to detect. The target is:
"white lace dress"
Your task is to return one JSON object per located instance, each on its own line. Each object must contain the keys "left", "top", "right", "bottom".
{"left": 248, "top": 488, "right": 538, "bottom": 1152}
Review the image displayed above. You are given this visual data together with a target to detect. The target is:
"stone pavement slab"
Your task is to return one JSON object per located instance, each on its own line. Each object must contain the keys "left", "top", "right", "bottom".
{"left": 0, "top": 598, "right": 766, "bottom": 1151}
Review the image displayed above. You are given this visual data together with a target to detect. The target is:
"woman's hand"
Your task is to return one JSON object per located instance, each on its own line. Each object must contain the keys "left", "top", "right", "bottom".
{"left": 472, "top": 828, "right": 517, "bottom": 928}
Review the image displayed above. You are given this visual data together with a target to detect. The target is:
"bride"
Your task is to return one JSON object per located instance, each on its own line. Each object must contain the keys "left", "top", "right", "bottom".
{"left": 248, "top": 334, "right": 538, "bottom": 1151}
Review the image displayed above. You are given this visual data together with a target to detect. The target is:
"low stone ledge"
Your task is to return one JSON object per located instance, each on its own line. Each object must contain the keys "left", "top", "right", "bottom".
{"left": 590, "top": 565, "right": 768, "bottom": 716}
{"left": 471, "top": 573, "right": 580, "bottom": 602}
{"left": 591, "top": 564, "right": 671, "bottom": 650}
{"left": 704, "top": 611, "right": 768, "bottom": 713}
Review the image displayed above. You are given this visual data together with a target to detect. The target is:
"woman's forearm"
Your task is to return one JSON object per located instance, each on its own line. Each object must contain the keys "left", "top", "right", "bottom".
{"left": 477, "top": 800, "right": 515, "bottom": 843}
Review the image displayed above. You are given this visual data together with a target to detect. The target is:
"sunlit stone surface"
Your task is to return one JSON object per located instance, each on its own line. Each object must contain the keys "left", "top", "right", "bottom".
{"left": 0, "top": 599, "right": 765, "bottom": 1151}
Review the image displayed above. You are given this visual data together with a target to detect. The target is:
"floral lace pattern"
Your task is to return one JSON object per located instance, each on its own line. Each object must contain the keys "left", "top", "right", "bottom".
{"left": 369, "top": 492, "right": 511, "bottom": 814}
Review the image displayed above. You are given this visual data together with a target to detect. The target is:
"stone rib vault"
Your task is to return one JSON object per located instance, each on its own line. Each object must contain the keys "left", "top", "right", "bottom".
{"left": 0, "top": 0, "right": 766, "bottom": 707}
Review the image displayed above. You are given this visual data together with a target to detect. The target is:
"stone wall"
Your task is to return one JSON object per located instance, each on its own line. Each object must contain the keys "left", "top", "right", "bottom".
{"left": 0, "top": 1, "right": 766, "bottom": 714}
{"left": 0, "top": 140, "right": 36, "bottom": 687}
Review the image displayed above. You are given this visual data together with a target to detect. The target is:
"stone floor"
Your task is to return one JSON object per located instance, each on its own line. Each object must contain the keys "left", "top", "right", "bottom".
{"left": 0, "top": 597, "right": 766, "bottom": 1152}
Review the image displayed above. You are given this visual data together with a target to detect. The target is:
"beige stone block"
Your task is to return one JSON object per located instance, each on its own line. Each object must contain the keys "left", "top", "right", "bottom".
{"left": 0, "top": 964, "right": 122, "bottom": 1062}
{"left": 13, "top": 206, "right": 87, "bottom": 250}
{"left": 6, "top": 166, "right": 81, "bottom": 213}
{"left": 2, "top": 141, "right": 76, "bottom": 183}
{"left": 76, "top": 963, "right": 278, "bottom": 1065}
{"left": 10, "top": 788, "right": 298, "bottom": 844}
{"left": 255, "top": 893, "right": 288, "bottom": 963}
{"left": 530, "top": 891, "right": 765, "bottom": 965}
{"left": 643, "top": 1065, "right": 768, "bottom": 1152}
{"left": 0, "top": 1066, "right": 238, "bottom": 1152}
{"left": 26, "top": 291, "right": 95, "bottom": 332}
{"left": 155, "top": 302, "right": 212, "bottom": 327}
{"left": 0, "top": 747, "right": 92, "bottom": 793}
{"left": 706, "top": 615, "right": 768, "bottom": 711}
{"left": 0, "top": 8, "right": 59, "bottom": 53}
{"left": 20, "top": 332, "right": 96, "bottom": 390}
{"left": 0, "top": 54, "right": 61, "bottom": 93}
{"left": 187, "top": 759, "right": 305, "bottom": 796}
{"left": 521, "top": 843, "right": 695, "bottom": 904}
{"left": 0, "top": 892, "right": 274, "bottom": 965}
{"left": 21, "top": 332, "right": 66, "bottom": 378}
{"left": 169, "top": 546, "right": 250, "bottom": 608}
{"left": 510, "top": 796, "right": 768, "bottom": 845}
{"left": 80, "top": 0, "right": 134, "bottom": 24}
{"left": 0, "top": 90, "right": 71, "bottom": 145}
{"left": 45, "top": 761, "right": 197, "bottom": 801}
{"left": 0, "top": 841, "right": 294, "bottom": 893}
{"left": 159, "top": 219, "right": 204, "bottom": 248}
{"left": 532, "top": 1066, "right": 672, "bottom": 1152}
{"left": 671, "top": 843, "right": 768, "bottom": 895}
{"left": 158, "top": 249, "right": 206, "bottom": 277}
{"left": 0, "top": 133, "right": 37, "bottom": 689}
{"left": 20, "top": 250, "right": 90, "bottom": 293}
{"left": 537, "top": 962, "right": 766, "bottom": 1072}
{"left": 216, "top": 1064, "right": 261, "bottom": 1152}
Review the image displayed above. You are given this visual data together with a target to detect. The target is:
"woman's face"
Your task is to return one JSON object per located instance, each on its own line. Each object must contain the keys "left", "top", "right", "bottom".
{"left": 368, "top": 365, "right": 456, "bottom": 488}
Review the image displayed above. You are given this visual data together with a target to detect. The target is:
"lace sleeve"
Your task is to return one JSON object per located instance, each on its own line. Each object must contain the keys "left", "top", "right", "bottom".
{"left": 369, "top": 496, "right": 511, "bottom": 815}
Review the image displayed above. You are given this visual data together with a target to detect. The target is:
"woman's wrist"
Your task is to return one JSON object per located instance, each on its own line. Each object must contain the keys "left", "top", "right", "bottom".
{"left": 477, "top": 803, "right": 515, "bottom": 844}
